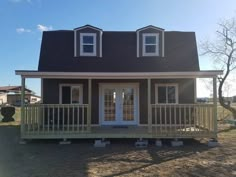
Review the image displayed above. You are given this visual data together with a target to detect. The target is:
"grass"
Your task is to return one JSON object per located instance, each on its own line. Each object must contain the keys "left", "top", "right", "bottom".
{"left": 13, "top": 107, "right": 21, "bottom": 122}
{"left": 0, "top": 106, "right": 21, "bottom": 125}
{"left": 217, "top": 105, "right": 236, "bottom": 121}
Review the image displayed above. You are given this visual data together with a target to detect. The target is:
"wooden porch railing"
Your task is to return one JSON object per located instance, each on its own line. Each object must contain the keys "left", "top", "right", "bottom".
{"left": 22, "top": 104, "right": 89, "bottom": 136}
{"left": 151, "top": 104, "right": 216, "bottom": 137}
{"left": 21, "top": 104, "right": 216, "bottom": 139}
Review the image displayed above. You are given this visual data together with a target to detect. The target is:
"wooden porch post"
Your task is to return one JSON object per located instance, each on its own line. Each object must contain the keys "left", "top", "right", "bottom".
{"left": 87, "top": 79, "right": 92, "bottom": 132}
{"left": 148, "top": 78, "right": 152, "bottom": 133}
{"left": 20, "top": 77, "right": 25, "bottom": 137}
{"left": 213, "top": 76, "right": 218, "bottom": 139}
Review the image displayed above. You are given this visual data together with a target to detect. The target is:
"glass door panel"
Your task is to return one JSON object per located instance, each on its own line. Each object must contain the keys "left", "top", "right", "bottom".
{"left": 101, "top": 84, "right": 137, "bottom": 125}
{"left": 122, "top": 88, "right": 134, "bottom": 121}
{"left": 71, "top": 87, "right": 81, "bottom": 104}
{"left": 104, "top": 88, "right": 116, "bottom": 121}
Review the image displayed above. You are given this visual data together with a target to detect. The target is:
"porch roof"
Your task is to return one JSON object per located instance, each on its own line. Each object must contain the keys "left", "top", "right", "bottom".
{"left": 15, "top": 70, "right": 223, "bottom": 79}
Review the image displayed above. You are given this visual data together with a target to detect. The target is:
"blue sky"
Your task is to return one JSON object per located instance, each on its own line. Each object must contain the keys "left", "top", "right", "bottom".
{"left": 0, "top": 0, "right": 236, "bottom": 97}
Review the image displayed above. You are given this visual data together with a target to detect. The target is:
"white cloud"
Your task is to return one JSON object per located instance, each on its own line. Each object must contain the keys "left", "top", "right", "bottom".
{"left": 16, "top": 28, "right": 31, "bottom": 34}
{"left": 37, "top": 24, "right": 53, "bottom": 32}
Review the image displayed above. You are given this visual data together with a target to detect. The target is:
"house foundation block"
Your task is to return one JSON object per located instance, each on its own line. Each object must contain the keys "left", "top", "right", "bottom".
{"left": 94, "top": 139, "right": 110, "bottom": 147}
{"left": 155, "top": 139, "right": 162, "bottom": 147}
{"left": 171, "top": 139, "right": 183, "bottom": 147}
{"left": 135, "top": 139, "right": 148, "bottom": 148}
{"left": 59, "top": 139, "right": 71, "bottom": 145}
{"left": 208, "top": 139, "right": 219, "bottom": 147}
{"left": 19, "top": 139, "right": 27, "bottom": 145}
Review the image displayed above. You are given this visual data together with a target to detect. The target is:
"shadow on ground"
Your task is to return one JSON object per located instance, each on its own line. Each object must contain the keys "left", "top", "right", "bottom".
{"left": 0, "top": 125, "right": 235, "bottom": 177}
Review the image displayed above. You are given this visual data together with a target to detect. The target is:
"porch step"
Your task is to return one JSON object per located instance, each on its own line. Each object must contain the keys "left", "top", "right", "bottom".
{"left": 135, "top": 139, "right": 148, "bottom": 148}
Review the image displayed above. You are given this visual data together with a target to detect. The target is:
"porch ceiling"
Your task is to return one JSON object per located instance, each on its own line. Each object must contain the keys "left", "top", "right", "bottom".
{"left": 15, "top": 70, "right": 223, "bottom": 79}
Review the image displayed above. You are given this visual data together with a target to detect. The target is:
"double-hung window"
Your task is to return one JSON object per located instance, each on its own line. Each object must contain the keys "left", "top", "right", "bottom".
{"left": 155, "top": 84, "right": 178, "bottom": 104}
{"left": 80, "top": 33, "right": 96, "bottom": 56}
{"left": 143, "top": 33, "right": 159, "bottom": 56}
{"left": 60, "top": 85, "right": 83, "bottom": 104}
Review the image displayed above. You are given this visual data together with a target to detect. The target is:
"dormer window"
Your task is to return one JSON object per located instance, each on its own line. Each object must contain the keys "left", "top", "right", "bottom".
{"left": 80, "top": 33, "right": 96, "bottom": 56}
{"left": 74, "top": 25, "right": 102, "bottom": 57}
{"left": 143, "top": 33, "right": 159, "bottom": 56}
{"left": 136, "top": 25, "right": 164, "bottom": 57}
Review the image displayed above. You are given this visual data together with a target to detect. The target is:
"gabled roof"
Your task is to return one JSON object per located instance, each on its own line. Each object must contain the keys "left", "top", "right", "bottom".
{"left": 74, "top": 24, "right": 102, "bottom": 32}
{"left": 136, "top": 25, "right": 164, "bottom": 32}
{"left": 0, "top": 86, "right": 32, "bottom": 93}
{"left": 38, "top": 30, "right": 200, "bottom": 72}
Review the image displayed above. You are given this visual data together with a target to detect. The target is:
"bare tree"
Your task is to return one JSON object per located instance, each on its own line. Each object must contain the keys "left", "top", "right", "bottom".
{"left": 202, "top": 17, "right": 236, "bottom": 119}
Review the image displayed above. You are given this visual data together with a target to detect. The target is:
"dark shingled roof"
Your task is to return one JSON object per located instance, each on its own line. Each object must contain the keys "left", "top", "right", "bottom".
{"left": 0, "top": 86, "right": 32, "bottom": 93}
{"left": 38, "top": 30, "right": 200, "bottom": 72}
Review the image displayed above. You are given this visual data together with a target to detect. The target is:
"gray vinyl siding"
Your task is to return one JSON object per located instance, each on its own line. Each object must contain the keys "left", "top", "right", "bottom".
{"left": 43, "top": 79, "right": 88, "bottom": 104}
{"left": 151, "top": 79, "right": 195, "bottom": 104}
{"left": 43, "top": 78, "right": 195, "bottom": 125}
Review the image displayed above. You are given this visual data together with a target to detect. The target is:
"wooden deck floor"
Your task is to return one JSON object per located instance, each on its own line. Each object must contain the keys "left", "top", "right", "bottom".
{"left": 22, "top": 125, "right": 215, "bottom": 139}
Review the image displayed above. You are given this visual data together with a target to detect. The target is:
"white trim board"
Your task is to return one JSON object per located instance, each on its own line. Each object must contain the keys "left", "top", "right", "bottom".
{"left": 74, "top": 25, "right": 102, "bottom": 32}
{"left": 74, "top": 30, "right": 77, "bottom": 57}
{"left": 136, "top": 25, "right": 164, "bottom": 32}
{"left": 16, "top": 71, "right": 223, "bottom": 79}
{"left": 100, "top": 31, "right": 102, "bottom": 57}
{"left": 162, "top": 30, "right": 164, "bottom": 57}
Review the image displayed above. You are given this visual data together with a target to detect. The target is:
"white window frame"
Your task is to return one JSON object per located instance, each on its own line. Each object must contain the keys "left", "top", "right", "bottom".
{"left": 59, "top": 84, "right": 83, "bottom": 104}
{"left": 142, "top": 33, "right": 159, "bottom": 56}
{"left": 80, "top": 33, "right": 96, "bottom": 56}
{"left": 155, "top": 84, "right": 178, "bottom": 104}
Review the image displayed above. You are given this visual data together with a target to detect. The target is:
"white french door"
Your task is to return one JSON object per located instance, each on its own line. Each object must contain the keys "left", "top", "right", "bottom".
{"left": 100, "top": 84, "right": 139, "bottom": 125}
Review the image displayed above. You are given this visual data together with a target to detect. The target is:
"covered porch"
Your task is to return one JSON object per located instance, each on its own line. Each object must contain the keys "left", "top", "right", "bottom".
{"left": 15, "top": 71, "right": 222, "bottom": 140}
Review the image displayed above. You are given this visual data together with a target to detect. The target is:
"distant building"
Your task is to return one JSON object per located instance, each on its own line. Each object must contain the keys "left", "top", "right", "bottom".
{"left": 197, "top": 97, "right": 209, "bottom": 103}
{"left": 233, "top": 96, "right": 236, "bottom": 103}
{"left": 0, "top": 86, "right": 40, "bottom": 106}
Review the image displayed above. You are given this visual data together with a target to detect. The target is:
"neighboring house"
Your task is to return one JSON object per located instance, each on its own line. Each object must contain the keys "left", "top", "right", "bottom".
{"left": 0, "top": 86, "right": 41, "bottom": 106}
{"left": 16, "top": 25, "right": 222, "bottom": 142}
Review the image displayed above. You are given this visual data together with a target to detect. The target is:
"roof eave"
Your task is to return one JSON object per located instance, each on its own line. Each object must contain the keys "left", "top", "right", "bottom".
{"left": 15, "top": 70, "right": 223, "bottom": 79}
{"left": 136, "top": 25, "right": 165, "bottom": 32}
{"left": 74, "top": 25, "right": 103, "bottom": 32}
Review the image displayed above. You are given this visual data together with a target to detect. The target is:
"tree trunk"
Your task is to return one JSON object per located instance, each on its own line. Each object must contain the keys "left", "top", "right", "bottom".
{"left": 218, "top": 78, "right": 236, "bottom": 119}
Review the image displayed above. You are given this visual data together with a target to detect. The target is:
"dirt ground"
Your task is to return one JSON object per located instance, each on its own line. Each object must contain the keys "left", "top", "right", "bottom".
{"left": 0, "top": 123, "right": 235, "bottom": 177}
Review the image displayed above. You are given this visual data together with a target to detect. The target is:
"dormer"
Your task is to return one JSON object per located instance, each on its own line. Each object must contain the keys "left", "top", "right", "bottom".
{"left": 136, "top": 25, "right": 164, "bottom": 57}
{"left": 74, "top": 25, "right": 102, "bottom": 57}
